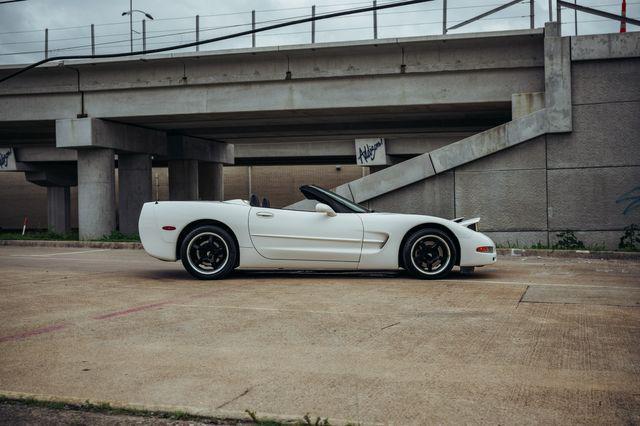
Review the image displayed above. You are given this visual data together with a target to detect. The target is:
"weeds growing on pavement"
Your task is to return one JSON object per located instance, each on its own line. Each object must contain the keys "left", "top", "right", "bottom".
{"left": 0, "top": 395, "right": 337, "bottom": 426}
{"left": 0, "top": 395, "right": 244, "bottom": 424}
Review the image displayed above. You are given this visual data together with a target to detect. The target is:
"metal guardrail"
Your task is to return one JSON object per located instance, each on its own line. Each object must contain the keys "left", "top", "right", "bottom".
{"left": 445, "top": 0, "right": 534, "bottom": 32}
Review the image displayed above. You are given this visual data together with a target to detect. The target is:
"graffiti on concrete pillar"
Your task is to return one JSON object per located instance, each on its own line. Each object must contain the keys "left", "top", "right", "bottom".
{"left": 616, "top": 186, "right": 640, "bottom": 215}
{"left": 0, "top": 149, "right": 12, "bottom": 169}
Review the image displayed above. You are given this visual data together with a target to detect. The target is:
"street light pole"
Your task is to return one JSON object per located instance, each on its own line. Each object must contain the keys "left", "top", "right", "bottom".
{"left": 129, "top": 0, "right": 132, "bottom": 52}
{"left": 122, "top": 3, "right": 154, "bottom": 53}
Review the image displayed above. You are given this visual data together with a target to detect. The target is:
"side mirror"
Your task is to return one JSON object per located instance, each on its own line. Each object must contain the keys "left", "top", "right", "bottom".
{"left": 315, "top": 203, "right": 337, "bottom": 217}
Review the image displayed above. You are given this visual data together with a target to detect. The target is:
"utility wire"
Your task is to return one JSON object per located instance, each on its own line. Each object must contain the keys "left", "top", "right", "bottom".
{"left": 0, "top": 0, "right": 561, "bottom": 36}
{"left": 0, "top": 0, "right": 434, "bottom": 83}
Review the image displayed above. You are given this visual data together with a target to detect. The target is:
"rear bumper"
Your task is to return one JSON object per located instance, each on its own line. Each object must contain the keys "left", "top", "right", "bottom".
{"left": 458, "top": 232, "right": 497, "bottom": 267}
{"left": 139, "top": 203, "right": 177, "bottom": 261}
{"left": 460, "top": 250, "right": 497, "bottom": 267}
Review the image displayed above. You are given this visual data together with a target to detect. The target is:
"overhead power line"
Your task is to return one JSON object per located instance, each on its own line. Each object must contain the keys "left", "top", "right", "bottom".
{"left": 0, "top": 0, "right": 434, "bottom": 84}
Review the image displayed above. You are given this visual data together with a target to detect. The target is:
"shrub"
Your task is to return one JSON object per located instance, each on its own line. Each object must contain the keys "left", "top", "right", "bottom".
{"left": 553, "top": 231, "right": 585, "bottom": 250}
{"left": 619, "top": 224, "right": 640, "bottom": 251}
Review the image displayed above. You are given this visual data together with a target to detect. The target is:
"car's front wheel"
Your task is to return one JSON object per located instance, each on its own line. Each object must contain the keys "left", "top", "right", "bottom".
{"left": 402, "top": 228, "right": 457, "bottom": 279}
{"left": 180, "top": 225, "right": 237, "bottom": 280}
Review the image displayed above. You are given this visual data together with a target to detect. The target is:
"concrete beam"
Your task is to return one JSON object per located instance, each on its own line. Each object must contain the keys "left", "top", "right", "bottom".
{"left": 169, "top": 160, "right": 198, "bottom": 201}
{"left": 77, "top": 148, "right": 116, "bottom": 239}
{"left": 544, "top": 22, "right": 572, "bottom": 133}
{"left": 571, "top": 32, "right": 640, "bottom": 61}
{"left": 24, "top": 165, "right": 77, "bottom": 187}
{"left": 56, "top": 118, "right": 168, "bottom": 155}
{"left": 168, "top": 135, "right": 234, "bottom": 165}
{"left": 0, "top": 93, "right": 81, "bottom": 121}
{"left": 118, "top": 154, "right": 152, "bottom": 235}
{"left": 47, "top": 186, "right": 71, "bottom": 234}
{"left": 232, "top": 134, "right": 474, "bottom": 162}
{"left": 80, "top": 70, "right": 542, "bottom": 119}
{"left": 16, "top": 146, "right": 77, "bottom": 162}
{"left": 0, "top": 29, "right": 543, "bottom": 97}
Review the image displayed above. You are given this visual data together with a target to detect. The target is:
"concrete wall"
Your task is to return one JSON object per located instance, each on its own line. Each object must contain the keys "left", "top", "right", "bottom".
{"left": 368, "top": 57, "right": 640, "bottom": 249}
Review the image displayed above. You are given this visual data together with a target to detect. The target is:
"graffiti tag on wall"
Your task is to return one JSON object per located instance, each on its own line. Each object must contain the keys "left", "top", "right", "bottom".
{"left": 355, "top": 138, "right": 388, "bottom": 166}
{"left": 0, "top": 148, "right": 14, "bottom": 170}
{"left": 617, "top": 186, "right": 640, "bottom": 215}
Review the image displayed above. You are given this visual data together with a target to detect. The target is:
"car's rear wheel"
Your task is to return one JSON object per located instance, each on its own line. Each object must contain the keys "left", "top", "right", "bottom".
{"left": 402, "top": 228, "right": 457, "bottom": 279}
{"left": 180, "top": 225, "right": 237, "bottom": 280}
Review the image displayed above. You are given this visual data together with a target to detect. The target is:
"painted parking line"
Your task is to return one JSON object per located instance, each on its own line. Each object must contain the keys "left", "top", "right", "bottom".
{"left": 10, "top": 249, "right": 111, "bottom": 257}
{"left": 92, "top": 301, "right": 173, "bottom": 320}
{"left": 0, "top": 323, "right": 67, "bottom": 343}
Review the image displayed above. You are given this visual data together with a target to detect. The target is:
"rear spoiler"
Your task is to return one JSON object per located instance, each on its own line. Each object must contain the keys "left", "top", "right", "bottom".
{"left": 452, "top": 217, "right": 480, "bottom": 231}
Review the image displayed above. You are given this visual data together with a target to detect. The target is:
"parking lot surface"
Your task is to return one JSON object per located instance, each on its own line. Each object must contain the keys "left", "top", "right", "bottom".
{"left": 0, "top": 245, "right": 639, "bottom": 425}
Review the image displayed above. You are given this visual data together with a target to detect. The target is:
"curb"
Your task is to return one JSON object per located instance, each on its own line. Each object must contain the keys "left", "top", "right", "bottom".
{"left": 0, "top": 240, "right": 143, "bottom": 250}
{"left": 0, "top": 391, "right": 365, "bottom": 426}
{"left": 496, "top": 247, "right": 640, "bottom": 261}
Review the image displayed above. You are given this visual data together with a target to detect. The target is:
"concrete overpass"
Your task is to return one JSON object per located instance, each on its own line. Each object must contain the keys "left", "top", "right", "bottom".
{"left": 1, "top": 25, "right": 639, "bottom": 247}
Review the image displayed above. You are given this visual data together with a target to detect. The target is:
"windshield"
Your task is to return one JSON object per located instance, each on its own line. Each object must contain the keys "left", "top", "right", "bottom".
{"left": 302, "top": 185, "right": 370, "bottom": 213}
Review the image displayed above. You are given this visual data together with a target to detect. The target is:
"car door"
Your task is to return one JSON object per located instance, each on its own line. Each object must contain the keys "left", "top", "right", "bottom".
{"left": 248, "top": 207, "right": 363, "bottom": 262}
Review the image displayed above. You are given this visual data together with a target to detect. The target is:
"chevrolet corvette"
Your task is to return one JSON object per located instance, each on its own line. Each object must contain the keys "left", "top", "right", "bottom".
{"left": 138, "top": 184, "right": 496, "bottom": 279}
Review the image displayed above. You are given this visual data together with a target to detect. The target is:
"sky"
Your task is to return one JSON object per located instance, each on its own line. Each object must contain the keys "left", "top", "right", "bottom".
{"left": 0, "top": 0, "right": 635, "bottom": 65}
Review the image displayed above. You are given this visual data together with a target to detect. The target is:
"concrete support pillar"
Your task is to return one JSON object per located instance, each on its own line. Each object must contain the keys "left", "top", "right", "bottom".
{"left": 169, "top": 159, "right": 198, "bottom": 201}
{"left": 77, "top": 148, "right": 116, "bottom": 239}
{"left": 198, "top": 162, "right": 224, "bottom": 201}
{"left": 47, "top": 186, "right": 71, "bottom": 234}
{"left": 118, "top": 153, "right": 152, "bottom": 235}
{"left": 544, "top": 21, "right": 572, "bottom": 132}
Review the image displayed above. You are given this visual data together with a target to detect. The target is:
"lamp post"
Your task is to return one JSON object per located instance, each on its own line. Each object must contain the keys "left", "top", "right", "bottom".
{"left": 121, "top": 1, "right": 154, "bottom": 52}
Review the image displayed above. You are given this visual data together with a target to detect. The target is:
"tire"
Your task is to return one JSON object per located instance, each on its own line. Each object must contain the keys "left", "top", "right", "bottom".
{"left": 402, "top": 227, "right": 457, "bottom": 279}
{"left": 180, "top": 225, "right": 237, "bottom": 280}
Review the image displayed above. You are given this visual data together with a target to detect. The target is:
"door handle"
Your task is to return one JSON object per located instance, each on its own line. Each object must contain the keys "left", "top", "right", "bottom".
{"left": 256, "top": 211, "right": 273, "bottom": 218}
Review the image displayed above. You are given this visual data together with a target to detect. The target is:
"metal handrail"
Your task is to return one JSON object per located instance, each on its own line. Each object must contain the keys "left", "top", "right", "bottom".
{"left": 446, "top": 0, "right": 532, "bottom": 32}
{"left": 557, "top": 0, "right": 639, "bottom": 28}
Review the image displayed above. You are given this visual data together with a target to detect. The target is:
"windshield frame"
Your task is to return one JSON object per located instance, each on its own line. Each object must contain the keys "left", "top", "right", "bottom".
{"left": 300, "top": 185, "right": 370, "bottom": 213}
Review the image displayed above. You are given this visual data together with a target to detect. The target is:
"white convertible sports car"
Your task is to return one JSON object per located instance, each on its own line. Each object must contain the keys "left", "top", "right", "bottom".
{"left": 138, "top": 185, "right": 496, "bottom": 280}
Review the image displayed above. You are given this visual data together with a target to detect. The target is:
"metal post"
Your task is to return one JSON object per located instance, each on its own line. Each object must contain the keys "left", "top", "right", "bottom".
{"left": 557, "top": 0, "right": 562, "bottom": 31}
{"left": 196, "top": 14, "right": 200, "bottom": 51}
{"left": 311, "top": 5, "right": 316, "bottom": 43}
{"left": 373, "top": 0, "right": 378, "bottom": 39}
{"left": 574, "top": 0, "right": 578, "bottom": 34}
{"left": 91, "top": 24, "right": 95, "bottom": 55}
{"left": 44, "top": 28, "right": 48, "bottom": 59}
{"left": 129, "top": 0, "right": 133, "bottom": 52}
{"left": 530, "top": 0, "right": 535, "bottom": 28}
{"left": 142, "top": 19, "right": 146, "bottom": 52}
{"left": 443, "top": 0, "right": 447, "bottom": 34}
{"left": 251, "top": 10, "right": 256, "bottom": 47}
{"left": 548, "top": 0, "right": 553, "bottom": 21}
